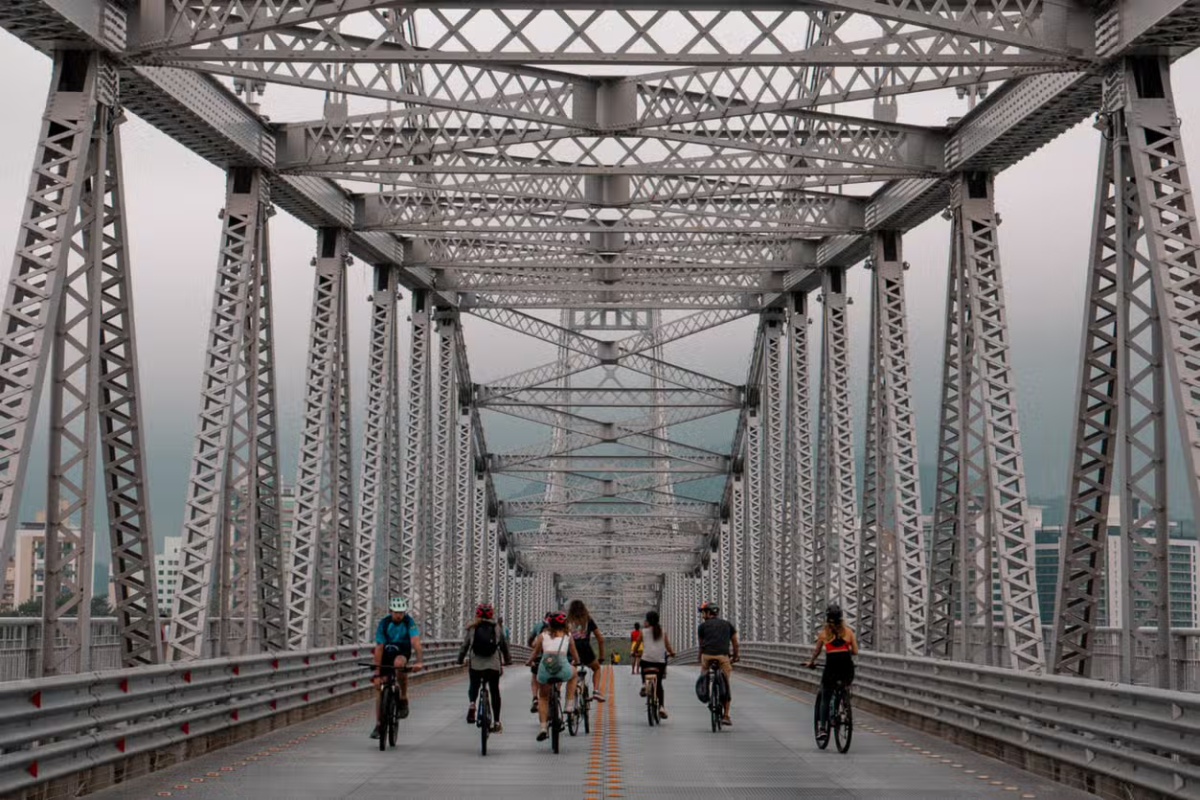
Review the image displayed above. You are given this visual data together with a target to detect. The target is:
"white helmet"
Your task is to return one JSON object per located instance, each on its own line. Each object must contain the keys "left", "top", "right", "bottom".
{"left": 388, "top": 597, "right": 410, "bottom": 613}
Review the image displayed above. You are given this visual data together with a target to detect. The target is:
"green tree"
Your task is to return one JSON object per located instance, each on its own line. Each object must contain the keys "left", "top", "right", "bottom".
{"left": 90, "top": 596, "right": 113, "bottom": 617}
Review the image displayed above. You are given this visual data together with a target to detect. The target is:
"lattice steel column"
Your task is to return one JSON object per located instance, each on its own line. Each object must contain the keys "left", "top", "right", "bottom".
{"left": 1053, "top": 57, "right": 1200, "bottom": 688}
{"left": 0, "top": 52, "right": 163, "bottom": 672}
{"left": 861, "top": 233, "right": 927, "bottom": 655}
{"left": 789, "top": 293, "right": 817, "bottom": 643}
{"left": 473, "top": 470, "right": 490, "bottom": 608}
{"left": 356, "top": 264, "right": 400, "bottom": 640}
{"left": 170, "top": 167, "right": 281, "bottom": 662}
{"left": 761, "top": 311, "right": 787, "bottom": 642}
{"left": 286, "top": 227, "right": 355, "bottom": 649}
{"left": 728, "top": 473, "right": 744, "bottom": 632}
{"left": 819, "top": 268, "right": 859, "bottom": 626}
{"left": 455, "top": 405, "right": 475, "bottom": 627}
{"left": 430, "top": 312, "right": 458, "bottom": 638}
{"left": 927, "top": 173, "right": 1043, "bottom": 673}
{"left": 396, "top": 291, "right": 432, "bottom": 606}
{"left": 743, "top": 407, "right": 764, "bottom": 641}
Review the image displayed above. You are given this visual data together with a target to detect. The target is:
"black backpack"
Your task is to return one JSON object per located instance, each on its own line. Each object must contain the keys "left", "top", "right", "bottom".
{"left": 472, "top": 621, "right": 498, "bottom": 657}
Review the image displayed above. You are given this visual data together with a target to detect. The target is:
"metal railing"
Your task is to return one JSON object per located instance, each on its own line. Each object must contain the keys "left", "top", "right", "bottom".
{"left": 0, "top": 640, "right": 464, "bottom": 797}
{"left": 738, "top": 642, "right": 1200, "bottom": 800}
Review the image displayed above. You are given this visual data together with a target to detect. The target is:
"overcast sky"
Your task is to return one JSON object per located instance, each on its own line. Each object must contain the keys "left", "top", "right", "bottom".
{"left": 2, "top": 28, "right": 1197, "bottom": 552}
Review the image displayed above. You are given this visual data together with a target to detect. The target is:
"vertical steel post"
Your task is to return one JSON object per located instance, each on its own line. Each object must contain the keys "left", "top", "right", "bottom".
{"left": 789, "top": 292, "right": 816, "bottom": 643}
{"left": 431, "top": 312, "right": 458, "bottom": 638}
{"left": 762, "top": 311, "right": 786, "bottom": 641}
{"left": 397, "top": 291, "right": 432, "bottom": 606}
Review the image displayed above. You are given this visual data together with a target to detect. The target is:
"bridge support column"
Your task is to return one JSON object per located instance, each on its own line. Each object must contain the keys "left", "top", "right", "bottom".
{"left": 1054, "top": 56, "right": 1200, "bottom": 688}
{"left": 761, "top": 311, "right": 787, "bottom": 642}
{"left": 816, "top": 268, "right": 859, "bottom": 630}
{"left": 927, "top": 173, "right": 1043, "bottom": 673}
{"left": 0, "top": 51, "right": 162, "bottom": 672}
{"left": 788, "top": 293, "right": 817, "bottom": 643}
{"left": 356, "top": 265, "right": 400, "bottom": 639}
{"left": 170, "top": 166, "right": 284, "bottom": 662}
{"left": 397, "top": 290, "right": 433, "bottom": 610}
{"left": 743, "top": 404, "right": 764, "bottom": 641}
{"left": 285, "top": 228, "right": 355, "bottom": 650}
{"left": 455, "top": 401, "right": 475, "bottom": 627}
{"left": 859, "top": 234, "right": 927, "bottom": 656}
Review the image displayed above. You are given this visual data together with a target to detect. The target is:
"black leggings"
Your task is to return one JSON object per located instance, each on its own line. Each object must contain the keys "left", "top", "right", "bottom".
{"left": 468, "top": 668, "right": 502, "bottom": 721}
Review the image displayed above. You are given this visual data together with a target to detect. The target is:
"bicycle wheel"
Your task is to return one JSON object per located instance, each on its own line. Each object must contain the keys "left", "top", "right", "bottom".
{"left": 551, "top": 696, "right": 562, "bottom": 754}
{"left": 378, "top": 688, "right": 392, "bottom": 752}
{"left": 833, "top": 690, "right": 853, "bottom": 753}
{"left": 813, "top": 688, "right": 830, "bottom": 750}
{"left": 567, "top": 704, "right": 579, "bottom": 736}
{"left": 479, "top": 694, "right": 490, "bottom": 756}
{"left": 388, "top": 687, "right": 399, "bottom": 748}
{"left": 582, "top": 685, "right": 591, "bottom": 734}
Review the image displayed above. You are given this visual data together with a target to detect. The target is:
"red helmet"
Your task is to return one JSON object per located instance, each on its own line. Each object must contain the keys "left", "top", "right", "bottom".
{"left": 475, "top": 603, "right": 495, "bottom": 619}
{"left": 549, "top": 611, "right": 567, "bottom": 625}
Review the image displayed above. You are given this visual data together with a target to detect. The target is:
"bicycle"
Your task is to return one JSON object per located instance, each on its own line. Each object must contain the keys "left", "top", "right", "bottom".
{"left": 643, "top": 666, "right": 661, "bottom": 726}
{"left": 703, "top": 660, "right": 726, "bottom": 733}
{"left": 566, "top": 665, "right": 591, "bottom": 736}
{"left": 544, "top": 678, "right": 566, "bottom": 753}
{"left": 476, "top": 673, "right": 493, "bottom": 757}
{"left": 808, "top": 662, "right": 853, "bottom": 753}
{"left": 360, "top": 662, "right": 413, "bottom": 751}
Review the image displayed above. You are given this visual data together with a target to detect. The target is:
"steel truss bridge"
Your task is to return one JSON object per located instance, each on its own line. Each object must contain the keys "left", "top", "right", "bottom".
{"left": 2, "top": 0, "right": 1200, "bottom": 797}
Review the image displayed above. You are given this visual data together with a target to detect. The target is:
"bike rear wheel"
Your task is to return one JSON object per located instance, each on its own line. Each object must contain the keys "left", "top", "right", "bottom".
{"left": 567, "top": 703, "right": 579, "bottom": 736}
{"left": 582, "top": 685, "right": 591, "bottom": 734}
{"left": 479, "top": 694, "right": 490, "bottom": 756}
{"left": 833, "top": 690, "right": 853, "bottom": 753}
{"left": 551, "top": 695, "right": 562, "bottom": 753}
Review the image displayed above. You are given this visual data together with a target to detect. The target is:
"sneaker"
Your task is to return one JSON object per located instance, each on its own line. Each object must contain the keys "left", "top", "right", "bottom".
{"left": 530, "top": 698, "right": 539, "bottom": 714}
{"left": 721, "top": 716, "right": 732, "bottom": 726}
{"left": 565, "top": 700, "right": 576, "bottom": 714}
{"left": 659, "top": 708, "right": 669, "bottom": 719}
{"left": 369, "top": 724, "right": 381, "bottom": 739}
{"left": 492, "top": 722, "right": 504, "bottom": 734}
{"left": 536, "top": 725, "right": 548, "bottom": 741}
{"left": 467, "top": 704, "right": 476, "bottom": 724}
{"left": 397, "top": 698, "right": 410, "bottom": 719}
{"left": 593, "top": 691, "right": 606, "bottom": 703}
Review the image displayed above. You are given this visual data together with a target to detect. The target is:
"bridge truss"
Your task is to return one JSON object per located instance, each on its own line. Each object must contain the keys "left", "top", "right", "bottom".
{"left": 0, "top": 1, "right": 1199, "bottom": 684}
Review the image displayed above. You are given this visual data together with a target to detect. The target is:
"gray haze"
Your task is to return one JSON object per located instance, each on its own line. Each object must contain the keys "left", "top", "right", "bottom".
{"left": 1, "top": 28, "right": 1198, "bottom": 564}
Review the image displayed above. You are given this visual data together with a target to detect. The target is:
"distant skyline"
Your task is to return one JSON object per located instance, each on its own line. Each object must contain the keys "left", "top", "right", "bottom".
{"left": 1, "top": 29, "right": 1198, "bottom": 565}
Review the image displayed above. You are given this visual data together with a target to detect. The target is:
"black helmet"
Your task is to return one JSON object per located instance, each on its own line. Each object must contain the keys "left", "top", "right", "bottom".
{"left": 825, "top": 603, "right": 843, "bottom": 624}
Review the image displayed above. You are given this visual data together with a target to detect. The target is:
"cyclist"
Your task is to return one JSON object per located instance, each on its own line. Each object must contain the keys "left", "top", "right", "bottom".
{"left": 804, "top": 603, "right": 858, "bottom": 733}
{"left": 526, "top": 610, "right": 581, "bottom": 741}
{"left": 630, "top": 622, "right": 644, "bottom": 674}
{"left": 527, "top": 611, "right": 554, "bottom": 714}
{"left": 697, "top": 601, "right": 738, "bottom": 727}
{"left": 637, "top": 610, "right": 675, "bottom": 718}
{"left": 566, "top": 600, "right": 606, "bottom": 702}
{"left": 370, "top": 597, "right": 424, "bottom": 739}
{"left": 457, "top": 602, "right": 512, "bottom": 733}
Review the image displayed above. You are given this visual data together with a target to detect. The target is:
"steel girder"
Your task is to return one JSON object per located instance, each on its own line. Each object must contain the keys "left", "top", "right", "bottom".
{"left": 1052, "top": 56, "right": 1200, "bottom": 688}
{"left": 926, "top": 173, "right": 1043, "bottom": 673}
{"left": 787, "top": 293, "right": 817, "bottom": 644}
{"left": 356, "top": 264, "right": 401, "bottom": 639}
{"left": 286, "top": 228, "right": 356, "bottom": 649}
{"left": 858, "top": 233, "right": 926, "bottom": 656}
{"left": 817, "top": 268, "right": 859, "bottom": 628}
{"left": 397, "top": 291, "right": 433, "bottom": 610}
{"left": 168, "top": 168, "right": 284, "bottom": 662}
{"left": 0, "top": 52, "right": 163, "bottom": 674}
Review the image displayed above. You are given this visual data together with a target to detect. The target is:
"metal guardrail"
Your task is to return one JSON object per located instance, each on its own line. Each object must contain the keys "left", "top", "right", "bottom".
{"left": 0, "top": 640, "right": 464, "bottom": 797}
{"left": 738, "top": 642, "right": 1200, "bottom": 800}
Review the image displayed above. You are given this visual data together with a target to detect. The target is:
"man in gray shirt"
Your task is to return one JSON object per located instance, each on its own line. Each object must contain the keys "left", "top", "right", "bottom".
{"left": 697, "top": 602, "right": 739, "bottom": 726}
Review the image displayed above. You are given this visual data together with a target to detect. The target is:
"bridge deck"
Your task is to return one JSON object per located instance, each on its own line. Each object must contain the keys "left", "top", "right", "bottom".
{"left": 92, "top": 666, "right": 1094, "bottom": 800}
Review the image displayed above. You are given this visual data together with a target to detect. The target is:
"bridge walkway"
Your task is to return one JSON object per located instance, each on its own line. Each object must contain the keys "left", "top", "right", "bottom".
{"left": 90, "top": 665, "right": 1094, "bottom": 799}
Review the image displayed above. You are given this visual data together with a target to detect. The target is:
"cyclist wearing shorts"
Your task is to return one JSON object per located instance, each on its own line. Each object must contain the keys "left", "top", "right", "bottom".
{"left": 457, "top": 602, "right": 512, "bottom": 733}
{"left": 637, "top": 611, "right": 675, "bottom": 718}
{"left": 370, "top": 597, "right": 424, "bottom": 739}
{"left": 630, "top": 622, "right": 644, "bottom": 674}
{"left": 804, "top": 603, "right": 858, "bottom": 732}
{"left": 527, "top": 611, "right": 554, "bottom": 713}
{"left": 697, "top": 601, "right": 738, "bottom": 726}
{"left": 566, "top": 600, "right": 606, "bottom": 702}
{"left": 526, "top": 611, "right": 581, "bottom": 741}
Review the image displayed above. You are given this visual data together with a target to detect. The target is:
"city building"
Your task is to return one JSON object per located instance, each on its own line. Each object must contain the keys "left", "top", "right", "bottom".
{"left": 1033, "top": 498, "right": 1195, "bottom": 628}
{"left": 1, "top": 512, "right": 85, "bottom": 610}
{"left": 155, "top": 536, "right": 183, "bottom": 612}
